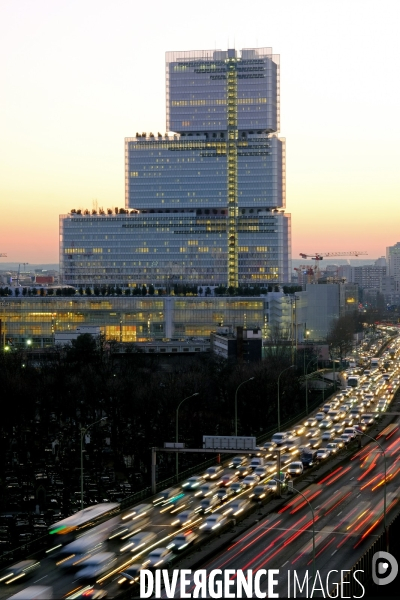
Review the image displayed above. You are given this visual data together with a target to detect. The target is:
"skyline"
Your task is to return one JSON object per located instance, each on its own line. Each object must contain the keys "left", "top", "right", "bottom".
{"left": 1, "top": 0, "right": 400, "bottom": 263}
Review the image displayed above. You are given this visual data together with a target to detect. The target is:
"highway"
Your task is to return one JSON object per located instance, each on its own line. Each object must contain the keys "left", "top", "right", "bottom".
{"left": 157, "top": 419, "right": 400, "bottom": 598}
{"left": 1, "top": 335, "right": 400, "bottom": 598}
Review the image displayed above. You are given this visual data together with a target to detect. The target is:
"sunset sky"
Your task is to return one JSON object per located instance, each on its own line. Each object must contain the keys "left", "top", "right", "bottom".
{"left": 1, "top": 0, "right": 399, "bottom": 264}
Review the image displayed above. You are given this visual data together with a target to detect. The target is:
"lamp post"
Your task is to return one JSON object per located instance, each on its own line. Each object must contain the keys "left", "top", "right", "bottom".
{"left": 80, "top": 417, "right": 107, "bottom": 510}
{"left": 273, "top": 479, "right": 316, "bottom": 581}
{"left": 355, "top": 428, "right": 388, "bottom": 550}
{"left": 305, "top": 357, "right": 318, "bottom": 416}
{"left": 277, "top": 365, "right": 295, "bottom": 432}
{"left": 234, "top": 377, "right": 254, "bottom": 436}
{"left": 175, "top": 393, "right": 199, "bottom": 482}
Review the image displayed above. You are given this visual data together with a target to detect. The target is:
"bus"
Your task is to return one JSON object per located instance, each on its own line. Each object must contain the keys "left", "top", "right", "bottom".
{"left": 48, "top": 503, "right": 119, "bottom": 544}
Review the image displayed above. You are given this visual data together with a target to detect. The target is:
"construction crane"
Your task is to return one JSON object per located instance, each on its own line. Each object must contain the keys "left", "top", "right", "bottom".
{"left": 299, "top": 251, "right": 368, "bottom": 282}
{"left": 294, "top": 265, "right": 315, "bottom": 285}
{"left": 299, "top": 251, "right": 368, "bottom": 261}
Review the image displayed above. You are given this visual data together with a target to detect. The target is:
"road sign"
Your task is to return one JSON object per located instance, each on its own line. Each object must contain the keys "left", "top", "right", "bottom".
{"left": 164, "top": 442, "right": 185, "bottom": 448}
{"left": 203, "top": 435, "right": 256, "bottom": 450}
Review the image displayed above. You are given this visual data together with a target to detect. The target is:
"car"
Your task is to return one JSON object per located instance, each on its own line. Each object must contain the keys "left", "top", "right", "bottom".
{"left": 319, "top": 418, "right": 333, "bottom": 429}
{"left": 230, "top": 456, "right": 248, "bottom": 468}
{"left": 204, "top": 465, "right": 223, "bottom": 480}
{"left": 309, "top": 437, "right": 321, "bottom": 449}
{"left": 264, "top": 460, "right": 278, "bottom": 474}
{"left": 236, "top": 466, "right": 251, "bottom": 478}
{"left": 321, "top": 430, "right": 335, "bottom": 441}
{"left": 171, "top": 509, "right": 198, "bottom": 527}
{"left": 69, "top": 587, "right": 108, "bottom": 598}
{"left": 199, "top": 513, "right": 228, "bottom": 532}
{"left": 117, "top": 564, "right": 143, "bottom": 587}
{"left": 198, "top": 482, "right": 219, "bottom": 497}
{"left": 343, "top": 417, "right": 354, "bottom": 427}
{"left": 143, "top": 547, "right": 172, "bottom": 568}
{"left": 340, "top": 433, "right": 352, "bottom": 445}
{"left": 327, "top": 410, "right": 340, "bottom": 422}
{"left": 230, "top": 482, "right": 245, "bottom": 494}
{"left": 242, "top": 474, "right": 260, "bottom": 488}
{"left": 326, "top": 442, "right": 339, "bottom": 454}
{"left": 304, "top": 417, "right": 317, "bottom": 427}
{"left": 315, "top": 412, "right": 325, "bottom": 422}
{"left": 225, "top": 498, "right": 250, "bottom": 515}
{"left": 263, "top": 441, "right": 277, "bottom": 454}
{"left": 216, "top": 487, "right": 235, "bottom": 502}
{"left": 120, "top": 530, "right": 157, "bottom": 553}
{"left": 344, "top": 427, "right": 357, "bottom": 440}
{"left": 199, "top": 495, "right": 220, "bottom": 513}
{"left": 332, "top": 423, "right": 344, "bottom": 434}
{"left": 307, "top": 428, "right": 320, "bottom": 438}
{"left": 182, "top": 476, "right": 205, "bottom": 490}
{"left": 167, "top": 530, "right": 197, "bottom": 551}
{"left": 254, "top": 466, "right": 268, "bottom": 479}
{"left": 316, "top": 448, "right": 330, "bottom": 461}
{"left": 75, "top": 552, "right": 117, "bottom": 580}
{"left": 249, "top": 485, "right": 270, "bottom": 501}
{"left": 322, "top": 403, "right": 333, "bottom": 414}
{"left": 300, "top": 449, "right": 318, "bottom": 468}
{"left": 220, "top": 473, "right": 239, "bottom": 487}
{"left": 361, "top": 414, "right": 375, "bottom": 426}
{"left": 293, "top": 424, "right": 305, "bottom": 436}
{"left": 0, "top": 560, "right": 40, "bottom": 584}
{"left": 287, "top": 461, "right": 303, "bottom": 476}
{"left": 266, "top": 473, "right": 290, "bottom": 492}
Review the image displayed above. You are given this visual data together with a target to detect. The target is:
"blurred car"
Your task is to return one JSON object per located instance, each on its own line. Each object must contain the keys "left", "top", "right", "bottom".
{"left": 199, "top": 495, "right": 220, "bottom": 514}
{"left": 216, "top": 487, "right": 235, "bottom": 502}
{"left": 340, "top": 433, "right": 352, "bottom": 445}
{"left": 117, "top": 564, "right": 143, "bottom": 588}
{"left": 69, "top": 587, "right": 108, "bottom": 598}
{"left": 230, "top": 482, "right": 245, "bottom": 494}
{"left": 343, "top": 417, "right": 354, "bottom": 427}
{"left": 304, "top": 418, "right": 317, "bottom": 427}
{"left": 294, "top": 424, "right": 305, "bottom": 435}
{"left": 326, "top": 442, "right": 339, "bottom": 454}
{"left": 332, "top": 423, "right": 344, "bottom": 434}
{"left": 220, "top": 473, "right": 239, "bottom": 487}
{"left": 249, "top": 485, "right": 270, "bottom": 501}
{"left": 198, "top": 482, "right": 219, "bottom": 498}
{"left": 171, "top": 509, "right": 198, "bottom": 527}
{"left": 263, "top": 441, "right": 277, "bottom": 453}
{"left": 199, "top": 514, "right": 227, "bottom": 532}
{"left": 120, "top": 530, "right": 157, "bottom": 554}
{"left": 75, "top": 552, "right": 117, "bottom": 580}
{"left": 253, "top": 466, "right": 267, "bottom": 479}
{"left": 344, "top": 427, "right": 357, "bottom": 440}
{"left": 181, "top": 476, "right": 205, "bottom": 490}
{"left": 167, "top": 530, "right": 197, "bottom": 552}
{"left": 309, "top": 438, "right": 321, "bottom": 449}
{"left": 361, "top": 413, "right": 375, "bottom": 426}
{"left": 230, "top": 456, "right": 248, "bottom": 468}
{"left": 203, "top": 465, "right": 223, "bottom": 480}
{"left": 287, "top": 461, "right": 303, "bottom": 476}
{"left": 236, "top": 466, "right": 251, "bottom": 479}
{"left": 0, "top": 560, "right": 40, "bottom": 584}
{"left": 319, "top": 419, "right": 333, "bottom": 429}
{"left": 316, "top": 448, "right": 330, "bottom": 461}
{"left": 315, "top": 413, "right": 325, "bottom": 422}
{"left": 332, "top": 438, "right": 345, "bottom": 448}
{"left": 242, "top": 474, "right": 260, "bottom": 488}
{"left": 307, "top": 428, "right": 320, "bottom": 438}
{"left": 321, "top": 430, "right": 335, "bottom": 442}
{"left": 264, "top": 461, "right": 277, "bottom": 474}
{"left": 224, "top": 498, "right": 250, "bottom": 516}
{"left": 143, "top": 547, "right": 172, "bottom": 568}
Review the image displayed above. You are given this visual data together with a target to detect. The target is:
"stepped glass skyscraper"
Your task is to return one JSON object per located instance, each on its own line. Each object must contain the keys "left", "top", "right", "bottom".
{"left": 61, "top": 48, "right": 290, "bottom": 288}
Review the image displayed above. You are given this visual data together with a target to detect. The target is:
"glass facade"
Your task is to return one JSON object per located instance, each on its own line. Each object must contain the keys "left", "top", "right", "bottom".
{"left": 1, "top": 296, "right": 268, "bottom": 348}
{"left": 60, "top": 47, "right": 290, "bottom": 288}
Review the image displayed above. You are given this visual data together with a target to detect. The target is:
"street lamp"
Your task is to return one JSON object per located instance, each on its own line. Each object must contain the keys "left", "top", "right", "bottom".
{"left": 175, "top": 393, "right": 199, "bottom": 482}
{"left": 305, "top": 357, "right": 317, "bottom": 415}
{"left": 273, "top": 478, "right": 316, "bottom": 581}
{"left": 80, "top": 417, "right": 107, "bottom": 510}
{"left": 277, "top": 365, "right": 295, "bottom": 432}
{"left": 355, "top": 428, "right": 388, "bottom": 550}
{"left": 234, "top": 377, "right": 254, "bottom": 436}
